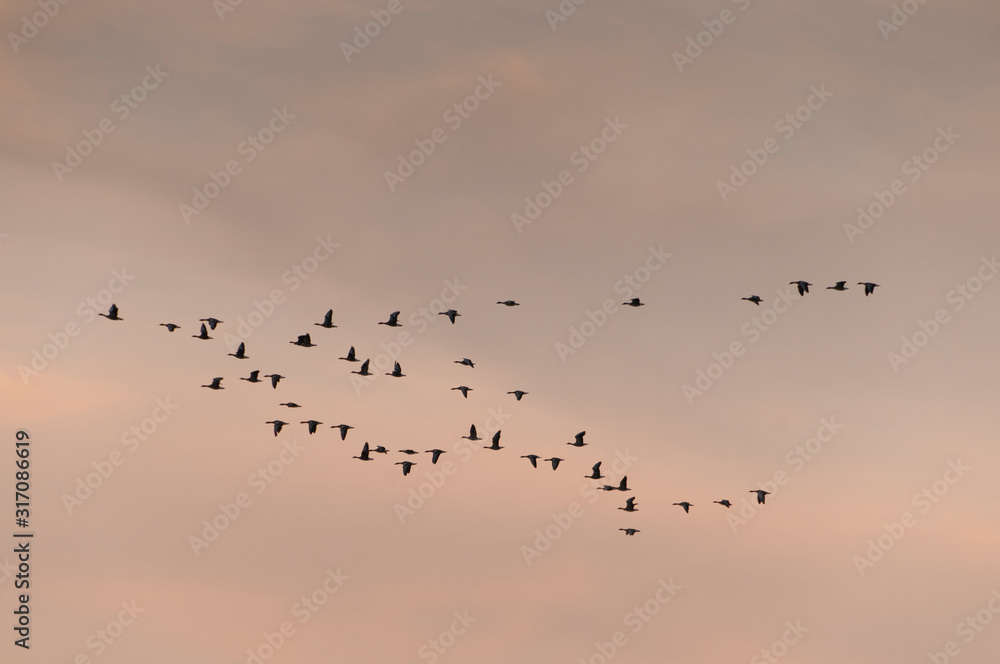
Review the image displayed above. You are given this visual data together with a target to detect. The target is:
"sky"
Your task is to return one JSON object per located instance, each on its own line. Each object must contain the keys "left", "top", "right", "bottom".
{"left": 2, "top": 0, "right": 1000, "bottom": 662}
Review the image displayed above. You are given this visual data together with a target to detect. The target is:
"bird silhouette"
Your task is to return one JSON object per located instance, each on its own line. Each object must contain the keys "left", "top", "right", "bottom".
{"left": 159, "top": 323, "right": 179, "bottom": 331}
{"left": 290, "top": 333, "right": 316, "bottom": 347}
{"left": 619, "top": 497, "right": 638, "bottom": 512}
{"left": 452, "top": 386, "right": 472, "bottom": 398}
{"left": 674, "top": 502, "right": 692, "bottom": 513}
{"left": 507, "top": 390, "right": 528, "bottom": 401}
{"left": 351, "top": 360, "right": 372, "bottom": 376}
{"left": 790, "top": 281, "right": 812, "bottom": 296}
{"left": 485, "top": 430, "right": 503, "bottom": 450}
{"left": 622, "top": 298, "right": 644, "bottom": 307}
{"left": 227, "top": 342, "right": 248, "bottom": 359}
{"left": 749, "top": 489, "right": 770, "bottom": 504}
{"left": 395, "top": 461, "right": 416, "bottom": 476}
{"left": 496, "top": 300, "right": 520, "bottom": 307}
{"left": 462, "top": 425, "right": 481, "bottom": 441}
{"left": 301, "top": 420, "right": 322, "bottom": 434}
{"left": 331, "top": 424, "right": 354, "bottom": 440}
{"left": 379, "top": 311, "right": 402, "bottom": 327}
{"left": 714, "top": 500, "right": 732, "bottom": 508}
{"left": 827, "top": 281, "right": 848, "bottom": 291}
{"left": 742, "top": 296, "right": 762, "bottom": 305}
{"left": 241, "top": 370, "right": 262, "bottom": 383}
{"left": 426, "top": 449, "right": 446, "bottom": 464}
{"left": 454, "top": 358, "right": 475, "bottom": 368}
{"left": 398, "top": 449, "right": 418, "bottom": 455}
{"left": 859, "top": 282, "right": 880, "bottom": 296}
{"left": 544, "top": 457, "right": 563, "bottom": 470}
{"left": 315, "top": 309, "right": 337, "bottom": 328}
{"left": 201, "top": 377, "right": 224, "bottom": 390}
{"left": 619, "top": 528, "right": 640, "bottom": 536}
{"left": 386, "top": 362, "right": 405, "bottom": 377}
{"left": 521, "top": 454, "right": 540, "bottom": 468}
{"left": 440, "top": 309, "right": 460, "bottom": 324}
{"left": 567, "top": 431, "right": 587, "bottom": 447}
{"left": 99, "top": 304, "right": 123, "bottom": 320}
{"left": 192, "top": 323, "right": 212, "bottom": 340}
{"left": 353, "top": 442, "right": 373, "bottom": 461}
{"left": 617, "top": 476, "right": 630, "bottom": 491}
{"left": 264, "top": 373, "right": 284, "bottom": 389}
{"left": 265, "top": 420, "right": 287, "bottom": 437}
{"left": 199, "top": 318, "right": 223, "bottom": 330}
{"left": 586, "top": 462, "right": 604, "bottom": 480}
{"left": 372, "top": 445, "right": 389, "bottom": 455}
{"left": 278, "top": 402, "right": 301, "bottom": 408}
{"left": 339, "top": 346, "right": 359, "bottom": 362}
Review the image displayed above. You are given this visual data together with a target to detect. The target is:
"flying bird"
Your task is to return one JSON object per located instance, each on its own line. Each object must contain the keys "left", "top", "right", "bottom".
{"left": 339, "top": 346, "right": 360, "bottom": 362}
{"left": 827, "top": 281, "right": 848, "bottom": 291}
{"left": 714, "top": 500, "right": 732, "bottom": 508}
{"left": 301, "top": 420, "right": 322, "bottom": 434}
{"left": 618, "top": 497, "right": 638, "bottom": 512}
{"left": 521, "top": 454, "right": 540, "bottom": 468}
{"left": 395, "top": 461, "right": 416, "bottom": 476}
{"left": 199, "top": 317, "right": 223, "bottom": 330}
{"left": 507, "top": 390, "right": 528, "bottom": 401}
{"left": 278, "top": 402, "right": 301, "bottom": 408}
{"left": 452, "top": 386, "right": 472, "bottom": 398}
{"left": 859, "top": 282, "right": 880, "bottom": 296}
{"left": 544, "top": 457, "right": 564, "bottom": 470}
{"left": 619, "top": 528, "right": 640, "bottom": 536}
{"left": 749, "top": 489, "right": 770, "bottom": 504}
{"left": 372, "top": 445, "right": 389, "bottom": 455}
{"left": 386, "top": 362, "right": 405, "bottom": 377}
{"left": 331, "top": 424, "right": 354, "bottom": 440}
{"left": 201, "top": 377, "right": 224, "bottom": 390}
{"left": 99, "top": 304, "right": 123, "bottom": 320}
{"left": 290, "top": 333, "right": 316, "bottom": 347}
{"left": 398, "top": 449, "right": 418, "bottom": 455}
{"left": 485, "top": 431, "right": 503, "bottom": 450}
{"left": 742, "top": 296, "right": 762, "bottom": 305}
{"left": 192, "top": 323, "right": 212, "bottom": 340}
{"left": 586, "top": 462, "right": 604, "bottom": 480}
{"left": 496, "top": 300, "right": 520, "bottom": 307}
{"left": 426, "top": 449, "right": 447, "bottom": 464}
{"left": 440, "top": 309, "right": 460, "bottom": 324}
{"left": 241, "top": 370, "right": 262, "bottom": 383}
{"left": 462, "top": 425, "right": 481, "bottom": 441}
{"left": 353, "top": 442, "right": 373, "bottom": 461}
{"left": 567, "top": 431, "right": 587, "bottom": 447}
{"left": 351, "top": 360, "right": 372, "bottom": 376}
{"left": 454, "top": 358, "right": 475, "bottom": 368}
{"left": 790, "top": 281, "right": 812, "bottom": 296}
{"left": 617, "top": 476, "right": 630, "bottom": 491}
{"left": 622, "top": 298, "right": 644, "bottom": 307}
{"left": 674, "top": 502, "right": 692, "bottom": 513}
{"left": 265, "top": 420, "right": 287, "bottom": 437}
{"left": 264, "top": 373, "right": 284, "bottom": 389}
{"left": 159, "top": 323, "right": 179, "bottom": 331}
{"left": 379, "top": 311, "right": 402, "bottom": 327}
{"left": 227, "top": 342, "right": 248, "bottom": 359}
{"left": 315, "top": 309, "right": 337, "bottom": 328}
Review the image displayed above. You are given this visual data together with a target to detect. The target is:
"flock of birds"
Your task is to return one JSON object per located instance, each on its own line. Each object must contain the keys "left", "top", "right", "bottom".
{"left": 94, "top": 282, "right": 879, "bottom": 535}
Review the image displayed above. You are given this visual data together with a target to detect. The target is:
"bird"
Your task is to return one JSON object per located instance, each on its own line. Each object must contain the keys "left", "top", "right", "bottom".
{"left": 241, "top": 370, "right": 262, "bottom": 383}
{"left": 859, "top": 282, "right": 880, "bottom": 296}
{"left": 386, "top": 362, "right": 405, "bottom": 377}
{"left": 395, "top": 461, "right": 416, "bottom": 476}
{"left": 618, "top": 497, "right": 638, "bottom": 512}
{"left": 379, "top": 311, "right": 402, "bottom": 327}
{"left": 192, "top": 323, "right": 212, "bottom": 340}
{"left": 331, "top": 424, "right": 354, "bottom": 441}
{"left": 622, "top": 298, "right": 644, "bottom": 307}
{"left": 159, "top": 323, "right": 179, "bottom": 331}
{"left": 714, "top": 500, "right": 732, "bottom": 508}
{"left": 440, "top": 309, "right": 460, "bottom": 324}
{"left": 586, "top": 462, "right": 604, "bottom": 480}
{"left": 616, "top": 476, "right": 630, "bottom": 491}
{"left": 496, "top": 300, "right": 520, "bottom": 307}
{"left": 351, "top": 360, "right": 372, "bottom": 376}
{"left": 199, "top": 317, "right": 223, "bottom": 330}
{"left": 278, "top": 402, "right": 301, "bottom": 408}
{"left": 507, "top": 390, "right": 528, "bottom": 401}
{"left": 619, "top": 528, "right": 640, "bottom": 536}
{"left": 827, "top": 281, "right": 848, "bottom": 291}
{"left": 227, "top": 342, "right": 248, "bottom": 359}
{"left": 426, "top": 449, "right": 446, "bottom": 464}
{"left": 485, "top": 430, "right": 503, "bottom": 450}
{"left": 544, "top": 457, "right": 563, "bottom": 470}
{"left": 462, "top": 425, "right": 481, "bottom": 441}
{"left": 315, "top": 309, "right": 337, "bottom": 328}
{"left": 521, "top": 454, "right": 540, "bottom": 468}
{"left": 353, "top": 442, "right": 373, "bottom": 461}
{"left": 454, "top": 358, "right": 475, "bottom": 368}
{"left": 339, "top": 346, "right": 360, "bottom": 362}
{"left": 265, "top": 420, "right": 287, "bottom": 437}
{"left": 742, "top": 295, "right": 762, "bottom": 305}
{"left": 452, "top": 386, "right": 472, "bottom": 398}
{"left": 372, "top": 445, "right": 389, "bottom": 455}
{"left": 749, "top": 489, "right": 770, "bottom": 504}
{"left": 790, "top": 281, "right": 812, "bottom": 296}
{"left": 264, "top": 373, "right": 284, "bottom": 389}
{"left": 301, "top": 420, "right": 322, "bottom": 434}
{"left": 290, "top": 333, "right": 316, "bottom": 347}
{"left": 99, "top": 304, "right": 123, "bottom": 320}
{"left": 599, "top": 484, "right": 619, "bottom": 492}
{"left": 398, "top": 449, "right": 418, "bottom": 455}
{"left": 201, "top": 377, "right": 224, "bottom": 390}
{"left": 567, "top": 431, "right": 587, "bottom": 447}
{"left": 674, "top": 502, "right": 692, "bottom": 513}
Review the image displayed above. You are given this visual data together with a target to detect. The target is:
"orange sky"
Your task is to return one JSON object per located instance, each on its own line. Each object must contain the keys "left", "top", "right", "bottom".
{"left": 3, "top": 1, "right": 1000, "bottom": 663}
